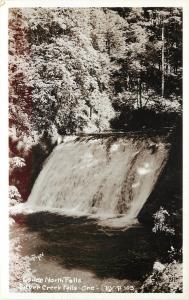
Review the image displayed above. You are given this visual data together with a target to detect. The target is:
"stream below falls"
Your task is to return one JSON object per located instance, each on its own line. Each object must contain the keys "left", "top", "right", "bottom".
{"left": 10, "top": 212, "right": 159, "bottom": 293}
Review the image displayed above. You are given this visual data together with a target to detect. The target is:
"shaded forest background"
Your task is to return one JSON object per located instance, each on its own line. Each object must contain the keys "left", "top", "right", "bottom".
{"left": 9, "top": 7, "right": 182, "bottom": 139}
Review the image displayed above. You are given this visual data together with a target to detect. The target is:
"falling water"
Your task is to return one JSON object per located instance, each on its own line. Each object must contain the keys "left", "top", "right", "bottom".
{"left": 23, "top": 134, "right": 169, "bottom": 228}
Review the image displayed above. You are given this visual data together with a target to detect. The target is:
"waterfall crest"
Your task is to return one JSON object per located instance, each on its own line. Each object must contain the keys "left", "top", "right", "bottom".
{"left": 24, "top": 134, "right": 169, "bottom": 227}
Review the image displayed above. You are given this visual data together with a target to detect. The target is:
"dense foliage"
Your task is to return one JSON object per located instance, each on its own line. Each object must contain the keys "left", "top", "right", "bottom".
{"left": 9, "top": 7, "right": 182, "bottom": 141}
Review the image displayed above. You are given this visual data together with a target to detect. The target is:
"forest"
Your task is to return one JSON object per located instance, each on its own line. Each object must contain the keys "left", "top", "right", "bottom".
{"left": 9, "top": 7, "right": 182, "bottom": 138}
{"left": 9, "top": 7, "right": 182, "bottom": 293}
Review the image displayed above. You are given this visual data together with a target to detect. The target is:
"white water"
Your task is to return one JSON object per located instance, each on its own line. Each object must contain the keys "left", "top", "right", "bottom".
{"left": 19, "top": 135, "right": 169, "bottom": 228}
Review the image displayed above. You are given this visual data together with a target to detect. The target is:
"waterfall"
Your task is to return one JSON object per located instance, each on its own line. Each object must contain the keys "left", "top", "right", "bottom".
{"left": 23, "top": 134, "right": 169, "bottom": 228}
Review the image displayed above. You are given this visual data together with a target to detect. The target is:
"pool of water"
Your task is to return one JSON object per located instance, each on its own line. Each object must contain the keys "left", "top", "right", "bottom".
{"left": 10, "top": 212, "right": 159, "bottom": 293}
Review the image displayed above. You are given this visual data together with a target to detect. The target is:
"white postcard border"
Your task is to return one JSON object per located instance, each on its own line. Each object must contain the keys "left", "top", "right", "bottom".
{"left": 0, "top": 0, "right": 189, "bottom": 299}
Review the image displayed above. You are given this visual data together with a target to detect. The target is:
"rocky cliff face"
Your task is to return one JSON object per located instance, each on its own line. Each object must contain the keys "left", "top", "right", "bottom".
{"left": 138, "top": 123, "right": 182, "bottom": 237}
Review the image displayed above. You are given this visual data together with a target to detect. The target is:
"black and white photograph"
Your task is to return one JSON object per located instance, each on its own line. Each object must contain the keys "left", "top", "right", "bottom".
{"left": 0, "top": 0, "right": 188, "bottom": 298}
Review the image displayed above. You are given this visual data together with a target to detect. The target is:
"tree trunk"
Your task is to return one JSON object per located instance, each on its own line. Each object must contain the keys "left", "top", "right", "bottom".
{"left": 161, "top": 24, "right": 165, "bottom": 98}
{"left": 126, "top": 74, "right": 130, "bottom": 90}
{"left": 137, "top": 77, "right": 142, "bottom": 108}
{"left": 89, "top": 106, "right": 92, "bottom": 119}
